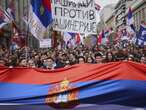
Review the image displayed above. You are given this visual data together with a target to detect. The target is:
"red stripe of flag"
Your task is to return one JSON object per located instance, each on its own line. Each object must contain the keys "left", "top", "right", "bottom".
{"left": 76, "top": 33, "right": 81, "bottom": 44}
{"left": 42, "top": 0, "right": 52, "bottom": 11}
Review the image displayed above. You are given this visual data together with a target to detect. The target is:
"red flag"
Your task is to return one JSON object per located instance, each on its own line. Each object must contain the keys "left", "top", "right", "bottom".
{"left": 0, "top": 8, "right": 4, "bottom": 19}
{"left": 95, "top": 3, "right": 101, "bottom": 11}
{"left": 76, "top": 33, "right": 81, "bottom": 44}
{"left": 97, "top": 31, "right": 103, "bottom": 45}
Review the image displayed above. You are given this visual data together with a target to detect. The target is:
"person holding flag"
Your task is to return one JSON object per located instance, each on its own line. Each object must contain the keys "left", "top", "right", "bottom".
{"left": 136, "top": 21, "right": 146, "bottom": 47}
{"left": 126, "top": 7, "right": 137, "bottom": 44}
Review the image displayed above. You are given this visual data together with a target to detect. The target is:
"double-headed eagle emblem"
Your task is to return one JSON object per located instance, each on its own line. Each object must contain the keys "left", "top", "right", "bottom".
{"left": 45, "top": 78, "right": 79, "bottom": 109}
{"left": 40, "top": 5, "right": 45, "bottom": 16}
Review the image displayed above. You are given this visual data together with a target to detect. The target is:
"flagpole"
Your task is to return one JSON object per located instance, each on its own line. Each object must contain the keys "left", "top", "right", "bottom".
{"left": 0, "top": 6, "right": 19, "bottom": 54}
{"left": 0, "top": 7, "right": 11, "bottom": 20}
{"left": 0, "top": 6, "right": 19, "bottom": 31}
{"left": 25, "top": 0, "right": 30, "bottom": 60}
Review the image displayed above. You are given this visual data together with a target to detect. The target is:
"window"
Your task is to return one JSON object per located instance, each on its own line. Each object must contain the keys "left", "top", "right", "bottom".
{"left": 134, "top": 14, "right": 136, "bottom": 28}
{"left": 144, "top": 7, "right": 146, "bottom": 22}
{"left": 135, "top": 12, "right": 139, "bottom": 30}
{"left": 137, "top": 11, "right": 141, "bottom": 29}
{"left": 141, "top": 8, "right": 145, "bottom": 21}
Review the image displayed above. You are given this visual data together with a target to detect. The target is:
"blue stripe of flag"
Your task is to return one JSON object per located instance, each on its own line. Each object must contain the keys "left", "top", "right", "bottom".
{"left": 31, "top": 0, "right": 52, "bottom": 27}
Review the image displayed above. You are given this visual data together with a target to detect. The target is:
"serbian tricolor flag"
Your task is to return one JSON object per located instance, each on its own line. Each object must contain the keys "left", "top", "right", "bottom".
{"left": 28, "top": 0, "right": 53, "bottom": 40}
{"left": 0, "top": 62, "right": 146, "bottom": 109}
{"left": 127, "top": 7, "right": 136, "bottom": 36}
{"left": 127, "top": 7, "right": 134, "bottom": 26}
{"left": 6, "top": 0, "right": 16, "bottom": 20}
{"left": 0, "top": 8, "right": 11, "bottom": 29}
{"left": 136, "top": 23, "right": 146, "bottom": 46}
{"left": 75, "top": 33, "right": 81, "bottom": 44}
{"left": 97, "top": 31, "right": 104, "bottom": 45}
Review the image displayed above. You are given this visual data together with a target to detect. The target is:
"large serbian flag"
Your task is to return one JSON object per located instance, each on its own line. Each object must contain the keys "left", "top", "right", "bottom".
{"left": 0, "top": 62, "right": 146, "bottom": 109}
{"left": 28, "top": 0, "right": 53, "bottom": 40}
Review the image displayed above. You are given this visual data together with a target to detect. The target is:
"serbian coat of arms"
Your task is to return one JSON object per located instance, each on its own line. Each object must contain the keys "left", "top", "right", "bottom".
{"left": 45, "top": 78, "right": 79, "bottom": 109}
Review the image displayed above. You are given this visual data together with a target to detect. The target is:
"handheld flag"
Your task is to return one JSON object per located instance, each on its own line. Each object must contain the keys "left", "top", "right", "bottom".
{"left": 97, "top": 31, "right": 104, "bottom": 45}
{"left": 127, "top": 7, "right": 134, "bottom": 26}
{"left": 0, "top": 8, "right": 11, "bottom": 28}
{"left": 6, "top": 0, "right": 15, "bottom": 20}
{"left": 127, "top": 7, "right": 136, "bottom": 36}
{"left": 75, "top": 33, "right": 81, "bottom": 44}
{"left": 64, "top": 32, "right": 80, "bottom": 48}
{"left": 28, "top": 0, "right": 53, "bottom": 40}
{"left": 136, "top": 23, "right": 146, "bottom": 46}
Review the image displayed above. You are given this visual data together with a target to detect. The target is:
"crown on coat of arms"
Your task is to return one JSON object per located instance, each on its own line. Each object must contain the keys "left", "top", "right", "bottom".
{"left": 45, "top": 78, "right": 79, "bottom": 109}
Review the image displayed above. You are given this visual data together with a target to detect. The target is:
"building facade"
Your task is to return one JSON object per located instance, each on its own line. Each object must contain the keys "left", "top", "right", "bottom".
{"left": 100, "top": 4, "right": 115, "bottom": 24}
{"left": 114, "top": 0, "right": 127, "bottom": 29}
{"left": 105, "top": 13, "right": 115, "bottom": 30}
{"left": 97, "top": 4, "right": 115, "bottom": 32}
{"left": 131, "top": 0, "right": 146, "bottom": 30}
{"left": 115, "top": 0, "right": 146, "bottom": 30}
{"left": 0, "top": 0, "right": 29, "bottom": 31}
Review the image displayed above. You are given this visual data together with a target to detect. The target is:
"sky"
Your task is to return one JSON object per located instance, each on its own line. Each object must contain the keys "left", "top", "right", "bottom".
{"left": 69, "top": 0, "right": 119, "bottom": 7}
{"left": 95, "top": 0, "right": 119, "bottom": 8}
{"left": 95, "top": 0, "right": 119, "bottom": 22}
{"left": 71, "top": 0, "right": 120, "bottom": 22}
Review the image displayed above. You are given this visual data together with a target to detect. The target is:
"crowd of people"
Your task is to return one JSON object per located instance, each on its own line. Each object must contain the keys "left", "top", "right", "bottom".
{"left": 0, "top": 40, "right": 146, "bottom": 69}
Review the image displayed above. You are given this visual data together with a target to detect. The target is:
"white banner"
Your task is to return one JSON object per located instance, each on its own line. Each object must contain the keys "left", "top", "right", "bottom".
{"left": 39, "top": 39, "right": 51, "bottom": 48}
{"left": 51, "top": 0, "right": 97, "bottom": 34}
